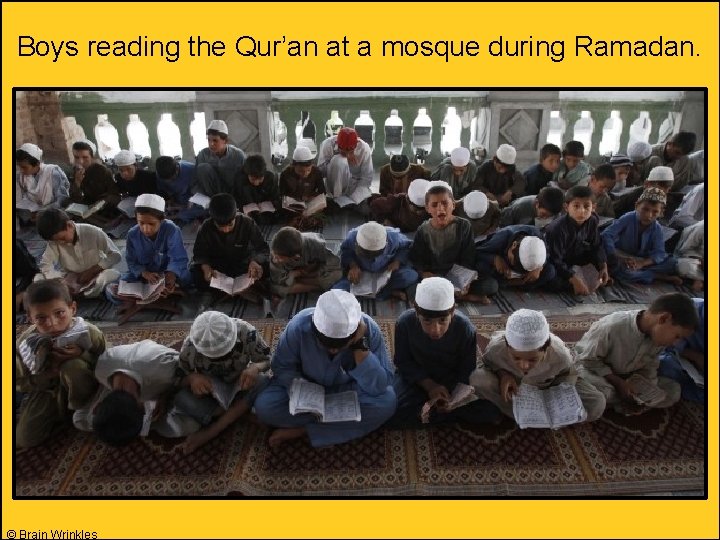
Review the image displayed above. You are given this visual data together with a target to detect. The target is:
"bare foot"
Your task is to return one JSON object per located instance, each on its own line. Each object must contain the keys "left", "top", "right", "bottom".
{"left": 182, "top": 430, "right": 214, "bottom": 455}
{"left": 462, "top": 293, "right": 491, "bottom": 305}
{"left": 655, "top": 274, "right": 683, "bottom": 286}
{"left": 268, "top": 427, "right": 306, "bottom": 448}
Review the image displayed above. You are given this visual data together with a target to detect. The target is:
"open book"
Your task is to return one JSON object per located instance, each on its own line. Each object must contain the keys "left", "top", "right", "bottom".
{"left": 63, "top": 272, "right": 97, "bottom": 295}
{"left": 288, "top": 378, "right": 361, "bottom": 423}
{"left": 421, "top": 383, "right": 479, "bottom": 423}
{"left": 210, "top": 376, "right": 244, "bottom": 410}
{"left": 350, "top": 269, "right": 392, "bottom": 298}
{"left": 117, "top": 197, "right": 137, "bottom": 218}
{"left": 243, "top": 201, "right": 276, "bottom": 215}
{"left": 446, "top": 264, "right": 478, "bottom": 294}
{"left": 16, "top": 198, "right": 41, "bottom": 212}
{"left": 282, "top": 194, "right": 327, "bottom": 216}
{"left": 188, "top": 193, "right": 212, "bottom": 210}
{"left": 210, "top": 272, "right": 255, "bottom": 296}
{"left": 677, "top": 357, "right": 705, "bottom": 389}
{"left": 572, "top": 264, "right": 601, "bottom": 293}
{"left": 333, "top": 186, "right": 371, "bottom": 208}
{"left": 66, "top": 200, "right": 106, "bottom": 219}
{"left": 118, "top": 278, "right": 165, "bottom": 302}
{"left": 512, "top": 383, "right": 587, "bottom": 429}
{"left": 626, "top": 374, "right": 667, "bottom": 406}
{"left": 140, "top": 400, "right": 157, "bottom": 437}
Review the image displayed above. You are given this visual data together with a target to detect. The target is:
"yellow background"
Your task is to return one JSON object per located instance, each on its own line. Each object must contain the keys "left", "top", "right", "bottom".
{"left": 3, "top": 2, "right": 717, "bottom": 538}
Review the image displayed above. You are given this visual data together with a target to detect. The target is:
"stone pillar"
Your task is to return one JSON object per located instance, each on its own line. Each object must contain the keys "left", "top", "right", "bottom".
{"left": 487, "top": 91, "right": 559, "bottom": 172}
{"left": 15, "top": 92, "right": 37, "bottom": 146}
{"left": 22, "top": 91, "right": 73, "bottom": 166}
{"left": 195, "top": 91, "right": 273, "bottom": 160}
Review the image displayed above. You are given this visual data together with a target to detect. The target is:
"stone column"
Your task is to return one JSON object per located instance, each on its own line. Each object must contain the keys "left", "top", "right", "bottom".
{"left": 18, "top": 91, "right": 73, "bottom": 166}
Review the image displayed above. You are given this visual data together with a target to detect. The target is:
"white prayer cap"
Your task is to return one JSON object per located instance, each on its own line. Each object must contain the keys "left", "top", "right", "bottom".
{"left": 407, "top": 179, "right": 430, "bottom": 206}
{"left": 75, "top": 138, "right": 97, "bottom": 156}
{"left": 18, "top": 143, "right": 43, "bottom": 161}
{"left": 627, "top": 141, "right": 652, "bottom": 162}
{"left": 495, "top": 144, "right": 517, "bottom": 165}
{"left": 647, "top": 166, "right": 674, "bottom": 183}
{"left": 292, "top": 146, "right": 313, "bottom": 163}
{"left": 463, "top": 191, "right": 488, "bottom": 219}
{"left": 356, "top": 222, "right": 387, "bottom": 252}
{"left": 450, "top": 147, "right": 471, "bottom": 167}
{"left": 313, "top": 290, "right": 362, "bottom": 339}
{"left": 207, "top": 119, "right": 229, "bottom": 135}
{"left": 135, "top": 193, "right": 166, "bottom": 213}
{"left": 114, "top": 150, "right": 137, "bottom": 167}
{"left": 415, "top": 277, "right": 455, "bottom": 312}
{"left": 505, "top": 309, "right": 550, "bottom": 352}
{"left": 426, "top": 180, "right": 452, "bottom": 193}
{"left": 518, "top": 237, "right": 546, "bottom": 272}
{"left": 189, "top": 311, "right": 238, "bottom": 358}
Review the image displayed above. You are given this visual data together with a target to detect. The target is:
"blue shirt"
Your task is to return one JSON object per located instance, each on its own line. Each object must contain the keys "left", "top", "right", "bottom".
{"left": 601, "top": 210, "right": 667, "bottom": 264}
{"left": 125, "top": 220, "right": 189, "bottom": 280}
{"left": 270, "top": 309, "right": 393, "bottom": 397}
{"left": 340, "top": 226, "right": 412, "bottom": 273}
{"left": 156, "top": 161, "right": 196, "bottom": 205}
{"left": 476, "top": 224, "right": 545, "bottom": 276}
{"left": 673, "top": 298, "right": 705, "bottom": 355}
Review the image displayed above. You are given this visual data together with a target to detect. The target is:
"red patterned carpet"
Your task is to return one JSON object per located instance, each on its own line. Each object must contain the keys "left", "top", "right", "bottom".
{"left": 14, "top": 316, "right": 705, "bottom": 496}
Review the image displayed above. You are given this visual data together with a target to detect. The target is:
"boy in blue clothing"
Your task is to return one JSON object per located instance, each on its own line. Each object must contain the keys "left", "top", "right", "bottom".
{"left": 333, "top": 221, "right": 418, "bottom": 301}
{"left": 657, "top": 298, "right": 705, "bottom": 401}
{"left": 476, "top": 225, "right": 555, "bottom": 291}
{"left": 524, "top": 143, "right": 561, "bottom": 195}
{"left": 155, "top": 156, "right": 206, "bottom": 226}
{"left": 544, "top": 185, "right": 609, "bottom": 295}
{"left": 387, "top": 277, "right": 500, "bottom": 428}
{"left": 602, "top": 187, "right": 680, "bottom": 285}
{"left": 112, "top": 194, "right": 191, "bottom": 298}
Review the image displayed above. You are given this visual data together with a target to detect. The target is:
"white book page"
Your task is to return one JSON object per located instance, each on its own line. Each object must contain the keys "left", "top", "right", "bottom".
{"left": 333, "top": 195, "right": 354, "bottom": 208}
{"left": 242, "top": 203, "right": 260, "bottom": 214}
{"left": 289, "top": 379, "right": 325, "bottom": 417}
{"left": 231, "top": 274, "right": 254, "bottom": 294}
{"left": 349, "top": 186, "right": 371, "bottom": 204}
{"left": 140, "top": 400, "right": 157, "bottom": 436}
{"left": 545, "top": 383, "right": 586, "bottom": 428}
{"left": 322, "top": 391, "right": 361, "bottom": 423}
{"left": 627, "top": 374, "right": 667, "bottom": 406}
{"left": 66, "top": 203, "right": 90, "bottom": 216}
{"left": 210, "top": 376, "right": 241, "bottom": 410}
{"left": 259, "top": 201, "right": 276, "bottom": 213}
{"left": 303, "top": 194, "right": 326, "bottom": 215}
{"left": 572, "top": 264, "right": 600, "bottom": 293}
{"left": 117, "top": 197, "right": 137, "bottom": 218}
{"left": 512, "top": 384, "right": 551, "bottom": 429}
{"left": 350, "top": 269, "right": 392, "bottom": 298}
{"left": 448, "top": 383, "right": 479, "bottom": 410}
{"left": 16, "top": 199, "right": 40, "bottom": 211}
{"left": 209, "top": 272, "right": 236, "bottom": 295}
{"left": 282, "top": 195, "right": 305, "bottom": 212}
{"left": 446, "top": 264, "right": 478, "bottom": 293}
{"left": 189, "top": 193, "right": 211, "bottom": 209}
{"left": 677, "top": 357, "right": 705, "bottom": 388}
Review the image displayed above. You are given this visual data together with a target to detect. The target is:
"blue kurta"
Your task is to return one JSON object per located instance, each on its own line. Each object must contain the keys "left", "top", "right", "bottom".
{"left": 156, "top": 161, "right": 196, "bottom": 205}
{"left": 124, "top": 220, "right": 191, "bottom": 286}
{"left": 253, "top": 309, "right": 396, "bottom": 447}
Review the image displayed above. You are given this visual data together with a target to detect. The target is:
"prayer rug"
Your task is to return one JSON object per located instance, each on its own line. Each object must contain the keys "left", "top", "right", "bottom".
{"left": 14, "top": 317, "right": 705, "bottom": 497}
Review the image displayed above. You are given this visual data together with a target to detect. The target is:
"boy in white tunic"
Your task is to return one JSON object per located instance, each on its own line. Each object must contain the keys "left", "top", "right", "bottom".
{"left": 574, "top": 293, "right": 698, "bottom": 415}
{"left": 470, "top": 309, "right": 605, "bottom": 423}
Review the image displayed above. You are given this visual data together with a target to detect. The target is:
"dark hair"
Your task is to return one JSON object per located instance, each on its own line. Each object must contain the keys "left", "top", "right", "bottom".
{"left": 84, "top": 163, "right": 113, "bottom": 186}
{"left": 72, "top": 141, "right": 95, "bottom": 157}
{"left": 671, "top": 131, "right": 697, "bottom": 155}
{"left": 539, "top": 143, "right": 562, "bottom": 161}
{"left": 270, "top": 226, "right": 303, "bottom": 257}
{"left": 25, "top": 279, "right": 73, "bottom": 308}
{"left": 311, "top": 319, "right": 355, "bottom": 350}
{"left": 593, "top": 164, "right": 616, "bottom": 182}
{"left": 415, "top": 305, "right": 454, "bottom": 320}
{"left": 425, "top": 184, "right": 454, "bottom": 204}
{"left": 508, "top": 233, "right": 529, "bottom": 273}
{"left": 536, "top": 187, "right": 564, "bottom": 214}
{"left": 243, "top": 154, "right": 267, "bottom": 177}
{"left": 37, "top": 208, "right": 71, "bottom": 240}
{"left": 208, "top": 193, "right": 237, "bottom": 225}
{"left": 563, "top": 141, "right": 585, "bottom": 158}
{"left": 206, "top": 129, "right": 228, "bottom": 140}
{"left": 15, "top": 149, "right": 40, "bottom": 167}
{"left": 648, "top": 293, "right": 699, "bottom": 329}
{"left": 564, "top": 185, "right": 594, "bottom": 203}
{"left": 155, "top": 156, "right": 178, "bottom": 180}
{"left": 92, "top": 390, "right": 144, "bottom": 447}
{"left": 135, "top": 207, "right": 165, "bottom": 220}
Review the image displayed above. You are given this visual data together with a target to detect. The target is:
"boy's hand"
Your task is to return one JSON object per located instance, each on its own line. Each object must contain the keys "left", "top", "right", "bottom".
{"left": 188, "top": 373, "right": 213, "bottom": 396}
{"left": 350, "top": 319, "right": 368, "bottom": 345}
{"left": 598, "top": 266, "right": 610, "bottom": 286}
{"left": 522, "top": 267, "right": 542, "bottom": 283}
{"left": 493, "top": 255, "right": 510, "bottom": 277}
{"left": 240, "top": 364, "right": 260, "bottom": 390}
{"left": 49, "top": 344, "right": 83, "bottom": 369}
{"left": 77, "top": 265, "right": 102, "bottom": 285}
{"left": 248, "top": 260, "right": 263, "bottom": 280}
{"left": 428, "top": 384, "right": 451, "bottom": 411}
{"left": 615, "top": 379, "right": 636, "bottom": 402}
{"left": 499, "top": 371, "right": 518, "bottom": 402}
{"left": 347, "top": 265, "right": 362, "bottom": 284}
{"left": 386, "top": 260, "right": 401, "bottom": 273}
{"left": 164, "top": 272, "right": 177, "bottom": 294}
{"left": 201, "top": 264, "right": 214, "bottom": 283}
{"left": 141, "top": 271, "right": 162, "bottom": 284}
{"left": 569, "top": 275, "right": 590, "bottom": 295}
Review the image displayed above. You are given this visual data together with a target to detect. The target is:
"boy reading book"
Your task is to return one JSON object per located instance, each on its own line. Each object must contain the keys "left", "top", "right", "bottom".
{"left": 174, "top": 311, "right": 271, "bottom": 453}
{"left": 470, "top": 309, "right": 605, "bottom": 424}
{"left": 235, "top": 154, "right": 280, "bottom": 225}
{"left": 278, "top": 146, "right": 327, "bottom": 230}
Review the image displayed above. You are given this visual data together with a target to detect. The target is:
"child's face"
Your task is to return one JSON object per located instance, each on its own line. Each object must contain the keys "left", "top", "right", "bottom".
{"left": 635, "top": 201, "right": 663, "bottom": 226}
{"left": 650, "top": 316, "right": 694, "bottom": 347}
{"left": 540, "top": 154, "right": 561, "bottom": 174}
{"left": 72, "top": 149, "right": 93, "bottom": 169}
{"left": 118, "top": 164, "right": 136, "bottom": 181}
{"left": 136, "top": 212, "right": 162, "bottom": 238}
{"left": 507, "top": 345, "right": 546, "bottom": 375}
{"left": 492, "top": 159, "right": 509, "bottom": 174}
{"left": 563, "top": 155, "right": 582, "bottom": 171}
{"left": 248, "top": 174, "right": 265, "bottom": 186}
{"left": 271, "top": 251, "right": 300, "bottom": 265}
{"left": 293, "top": 163, "right": 312, "bottom": 178}
{"left": 51, "top": 221, "right": 76, "bottom": 244}
{"left": 28, "top": 298, "right": 77, "bottom": 337}
{"left": 613, "top": 165, "right": 631, "bottom": 184}
{"left": 533, "top": 200, "right": 554, "bottom": 220}
{"left": 207, "top": 134, "right": 227, "bottom": 156}
{"left": 426, "top": 192, "right": 455, "bottom": 228}
{"left": 214, "top": 218, "right": 236, "bottom": 234}
{"left": 418, "top": 311, "right": 453, "bottom": 340}
{"left": 565, "top": 197, "right": 594, "bottom": 225}
{"left": 17, "top": 160, "right": 40, "bottom": 176}
{"left": 452, "top": 164, "right": 468, "bottom": 178}
{"left": 665, "top": 141, "right": 683, "bottom": 161}
{"left": 588, "top": 177, "right": 614, "bottom": 197}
